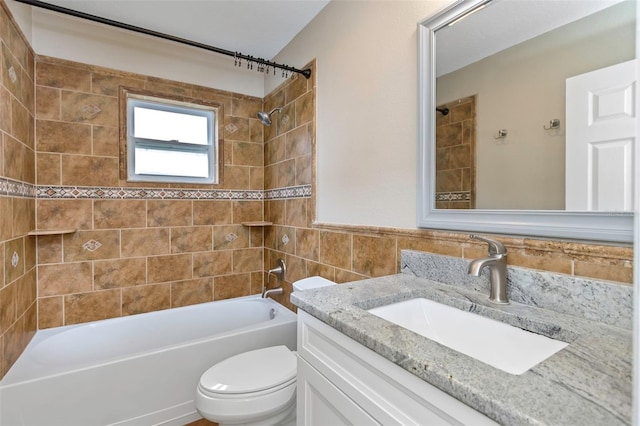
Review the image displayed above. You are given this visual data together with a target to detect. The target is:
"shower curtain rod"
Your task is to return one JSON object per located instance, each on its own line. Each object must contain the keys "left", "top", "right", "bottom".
{"left": 15, "top": 0, "right": 312, "bottom": 79}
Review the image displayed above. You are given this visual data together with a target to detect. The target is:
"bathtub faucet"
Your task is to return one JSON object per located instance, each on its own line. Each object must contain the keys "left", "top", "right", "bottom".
{"left": 467, "top": 234, "right": 509, "bottom": 304}
{"left": 262, "top": 287, "right": 284, "bottom": 299}
{"left": 262, "top": 259, "right": 286, "bottom": 298}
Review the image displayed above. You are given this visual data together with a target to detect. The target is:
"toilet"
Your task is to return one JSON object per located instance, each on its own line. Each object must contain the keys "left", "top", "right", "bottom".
{"left": 195, "top": 276, "right": 336, "bottom": 426}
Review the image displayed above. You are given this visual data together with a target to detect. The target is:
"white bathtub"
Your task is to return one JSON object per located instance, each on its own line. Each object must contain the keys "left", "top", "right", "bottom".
{"left": 0, "top": 296, "right": 297, "bottom": 426}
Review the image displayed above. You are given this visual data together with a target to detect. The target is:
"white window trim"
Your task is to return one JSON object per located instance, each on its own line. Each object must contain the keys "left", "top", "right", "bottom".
{"left": 126, "top": 94, "right": 219, "bottom": 184}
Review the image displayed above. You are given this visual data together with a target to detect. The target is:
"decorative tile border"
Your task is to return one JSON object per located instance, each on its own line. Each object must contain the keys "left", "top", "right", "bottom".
{"left": 0, "top": 177, "right": 37, "bottom": 198}
{"left": 264, "top": 185, "right": 312, "bottom": 199}
{"left": 435, "top": 191, "right": 471, "bottom": 202}
{"left": 1, "top": 178, "right": 312, "bottom": 201}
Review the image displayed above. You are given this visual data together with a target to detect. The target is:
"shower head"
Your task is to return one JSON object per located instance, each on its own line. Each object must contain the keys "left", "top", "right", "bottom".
{"left": 436, "top": 107, "right": 450, "bottom": 116}
{"left": 257, "top": 107, "right": 283, "bottom": 126}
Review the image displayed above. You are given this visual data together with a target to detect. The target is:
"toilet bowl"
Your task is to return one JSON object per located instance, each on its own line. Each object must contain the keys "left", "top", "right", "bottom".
{"left": 196, "top": 276, "right": 336, "bottom": 426}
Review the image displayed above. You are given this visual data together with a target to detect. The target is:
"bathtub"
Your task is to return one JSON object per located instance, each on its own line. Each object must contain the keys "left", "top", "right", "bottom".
{"left": 0, "top": 296, "right": 297, "bottom": 426}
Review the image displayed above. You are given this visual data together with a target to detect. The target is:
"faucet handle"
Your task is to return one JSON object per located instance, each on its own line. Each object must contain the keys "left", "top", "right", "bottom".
{"left": 469, "top": 234, "right": 507, "bottom": 255}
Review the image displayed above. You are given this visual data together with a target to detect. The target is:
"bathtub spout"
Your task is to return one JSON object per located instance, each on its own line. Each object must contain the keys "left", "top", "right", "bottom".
{"left": 262, "top": 287, "right": 284, "bottom": 299}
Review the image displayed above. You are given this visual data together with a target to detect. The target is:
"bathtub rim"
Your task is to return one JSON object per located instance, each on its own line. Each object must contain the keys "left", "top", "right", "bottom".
{"left": 0, "top": 295, "right": 296, "bottom": 387}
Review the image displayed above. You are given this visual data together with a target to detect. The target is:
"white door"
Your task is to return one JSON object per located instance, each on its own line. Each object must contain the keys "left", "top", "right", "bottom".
{"left": 565, "top": 59, "right": 636, "bottom": 211}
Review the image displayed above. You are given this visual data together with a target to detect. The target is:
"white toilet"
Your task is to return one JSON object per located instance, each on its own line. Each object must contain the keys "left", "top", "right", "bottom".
{"left": 195, "top": 276, "right": 336, "bottom": 426}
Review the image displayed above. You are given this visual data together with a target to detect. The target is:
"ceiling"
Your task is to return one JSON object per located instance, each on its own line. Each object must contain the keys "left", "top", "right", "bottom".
{"left": 32, "top": 0, "right": 331, "bottom": 60}
{"left": 435, "top": 0, "right": 626, "bottom": 76}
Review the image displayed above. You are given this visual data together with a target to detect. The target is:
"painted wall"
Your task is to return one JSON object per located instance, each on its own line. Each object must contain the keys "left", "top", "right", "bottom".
{"left": 6, "top": 1, "right": 265, "bottom": 98}
{"left": 268, "top": 0, "right": 445, "bottom": 229}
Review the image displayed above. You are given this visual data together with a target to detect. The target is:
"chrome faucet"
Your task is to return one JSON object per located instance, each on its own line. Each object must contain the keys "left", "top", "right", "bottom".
{"left": 262, "top": 259, "right": 286, "bottom": 298}
{"left": 467, "top": 235, "right": 509, "bottom": 304}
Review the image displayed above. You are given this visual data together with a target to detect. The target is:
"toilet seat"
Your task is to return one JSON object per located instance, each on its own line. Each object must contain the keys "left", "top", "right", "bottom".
{"left": 198, "top": 345, "right": 296, "bottom": 395}
{"left": 196, "top": 346, "right": 297, "bottom": 425}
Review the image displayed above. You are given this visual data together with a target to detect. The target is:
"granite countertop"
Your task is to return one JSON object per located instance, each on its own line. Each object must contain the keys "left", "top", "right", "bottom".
{"left": 291, "top": 274, "right": 633, "bottom": 425}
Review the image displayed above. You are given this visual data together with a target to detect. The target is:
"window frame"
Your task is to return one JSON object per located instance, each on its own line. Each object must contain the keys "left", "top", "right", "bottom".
{"left": 120, "top": 88, "right": 221, "bottom": 185}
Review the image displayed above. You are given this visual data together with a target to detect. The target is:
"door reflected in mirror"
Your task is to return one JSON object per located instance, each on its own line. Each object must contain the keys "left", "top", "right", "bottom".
{"left": 434, "top": 0, "right": 635, "bottom": 211}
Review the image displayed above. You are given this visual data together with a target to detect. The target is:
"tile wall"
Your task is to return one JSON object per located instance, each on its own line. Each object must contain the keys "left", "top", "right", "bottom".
{"left": 435, "top": 96, "right": 476, "bottom": 209}
{"left": 34, "top": 56, "right": 269, "bottom": 329}
{"left": 0, "top": 1, "right": 37, "bottom": 379}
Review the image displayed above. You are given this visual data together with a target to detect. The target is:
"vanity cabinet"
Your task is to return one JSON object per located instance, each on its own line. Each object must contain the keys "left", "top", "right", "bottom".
{"left": 296, "top": 310, "right": 498, "bottom": 425}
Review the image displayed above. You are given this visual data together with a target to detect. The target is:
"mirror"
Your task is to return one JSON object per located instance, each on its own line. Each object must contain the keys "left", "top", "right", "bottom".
{"left": 418, "top": 0, "right": 635, "bottom": 242}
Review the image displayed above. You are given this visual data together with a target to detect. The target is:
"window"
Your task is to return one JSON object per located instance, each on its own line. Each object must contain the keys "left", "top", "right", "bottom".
{"left": 126, "top": 94, "right": 219, "bottom": 184}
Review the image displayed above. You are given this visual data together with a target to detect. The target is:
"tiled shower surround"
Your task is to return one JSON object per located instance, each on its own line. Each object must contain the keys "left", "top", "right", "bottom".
{"left": 0, "top": 1, "right": 634, "bottom": 379}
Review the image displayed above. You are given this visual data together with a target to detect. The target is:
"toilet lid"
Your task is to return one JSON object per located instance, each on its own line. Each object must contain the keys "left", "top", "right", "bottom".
{"left": 199, "top": 346, "right": 296, "bottom": 394}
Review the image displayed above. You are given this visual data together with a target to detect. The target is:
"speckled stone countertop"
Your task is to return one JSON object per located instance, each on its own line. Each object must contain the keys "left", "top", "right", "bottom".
{"left": 291, "top": 254, "right": 633, "bottom": 425}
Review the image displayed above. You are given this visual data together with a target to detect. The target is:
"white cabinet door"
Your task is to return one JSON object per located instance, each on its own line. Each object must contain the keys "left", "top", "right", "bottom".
{"left": 297, "top": 357, "right": 379, "bottom": 426}
{"left": 565, "top": 59, "right": 636, "bottom": 211}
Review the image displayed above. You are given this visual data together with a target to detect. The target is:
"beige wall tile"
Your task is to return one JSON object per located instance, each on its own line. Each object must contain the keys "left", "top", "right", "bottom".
{"left": 92, "top": 72, "right": 144, "bottom": 97}
{"left": 122, "top": 283, "right": 170, "bottom": 316}
{"left": 319, "top": 231, "right": 352, "bottom": 270}
{"left": 4, "top": 237, "right": 24, "bottom": 285}
{"left": 36, "top": 120, "right": 91, "bottom": 155}
{"left": 38, "top": 198, "right": 87, "bottom": 234}
{"left": 64, "top": 289, "right": 121, "bottom": 325}
{"left": 35, "top": 86, "right": 60, "bottom": 120}
{"left": 38, "top": 296, "right": 63, "bottom": 329}
{"left": 61, "top": 155, "right": 119, "bottom": 186}
{"left": 0, "top": 282, "right": 17, "bottom": 334}
{"left": 286, "top": 124, "right": 311, "bottom": 158}
{"left": 193, "top": 250, "right": 233, "bottom": 278}
{"left": 63, "top": 230, "right": 120, "bottom": 262}
{"left": 233, "top": 200, "right": 262, "bottom": 224}
{"left": 148, "top": 254, "right": 192, "bottom": 283}
{"left": 231, "top": 97, "right": 261, "bottom": 119}
{"left": 233, "top": 248, "right": 263, "bottom": 273}
{"left": 353, "top": 235, "right": 397, "bottom": 277}
{"left": 36, "top": 61, "right": 91, "bottom": 91}
{"left": 214, "top": 273, "right": 251, "bottom": 300}
{"left": 92, "top": 126, "right": 119, "bottom": 157}
{"left": 0, "top": 198, "right": 12, "bottom": 241}
{"left": 507, "top": 249, "right": 573, "bottom": 275}
{"left": 0, "top": 87, "right": 10, "bottom": 134}
{"left": 213, "top": 225, "right": 250, "bottom": 250}
{"left": 574, "top": 259, "right": 633, "bottom": 284}
{"left": 147, "top": 200, "right": 192, "bottom": 227}
{"left": 121, "top": 228, "right": 170, "bottom": 257}
{"left": 233, "top": 141, "right": 263, "bottom": 167}
{"left": 265, "top": 135, "right": 285, "bottom": 167}
{"left": 11, "top": 93, "right": 33, "bottom": 148}
{"left": 295, "top": 91, "right": 314, "bottom": 126}
{"left": 224, "top": 116, "right": 250, "bottom": 141}
{"left": 15, "top": 268, "right": 36, "bottom": 315}
{"left": 295, "top": 228, "right": 319, "bottom": 262}
{"left": 171, "top": 278, "right": 213, "bottom": 307}
{"left": 36, "top": 153, "right": 61, "bottom": 185}
{"left": 4, "top": 134, "right": 28, "bottom": 182}
{"left": 171, "top": 226, "right": 212, "bottom": 253}
{"left": 38, "top": 262, "right": 92, "bottom": 297}
{"left": 94, "top": 258, "right": 147, "bottom": 289}
{"left": 61, "top": 91, "right": 117, "bottom": 126}
{"left": 219, "top": 165, "right": 250, "bottom": 189}
{"left": 36, "top": 235, "right": 62, "bottom": 264}
{"left": 94, "top": 199, "right": 146, "bottom": 229}
{"left": 12, "top": 197, "right": 34, "bottom": 236}
{"left": 285, "top": 198, "right": 307, "bottom": 228}
{"left": 193, "top": 200, "right": 232, "bottom": 225}
{"left": 275, "top": 226, "right": 295, "bottom": 254}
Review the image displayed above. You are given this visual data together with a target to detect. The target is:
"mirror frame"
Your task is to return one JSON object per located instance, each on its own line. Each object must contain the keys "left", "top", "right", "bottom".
{"left": 417, "top": 0, "right": 633, "bottom": 243}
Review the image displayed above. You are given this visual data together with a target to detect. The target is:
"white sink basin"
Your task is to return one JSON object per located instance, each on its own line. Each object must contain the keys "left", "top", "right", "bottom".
{"left": 368, "top": 298, "right": 568, "bottom": 375}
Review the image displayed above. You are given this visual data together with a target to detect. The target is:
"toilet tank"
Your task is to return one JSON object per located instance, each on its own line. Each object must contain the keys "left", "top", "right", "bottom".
{"left": 292, "top": 276, "right": 336, "bottom": 292}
